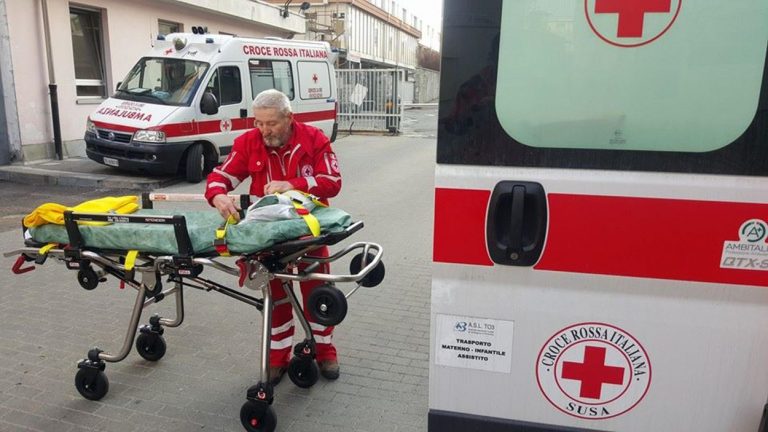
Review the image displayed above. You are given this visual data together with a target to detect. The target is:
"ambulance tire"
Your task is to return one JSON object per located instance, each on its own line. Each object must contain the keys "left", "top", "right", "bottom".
{"left": 184, "top": 143, "right": 205, "bottom": 183}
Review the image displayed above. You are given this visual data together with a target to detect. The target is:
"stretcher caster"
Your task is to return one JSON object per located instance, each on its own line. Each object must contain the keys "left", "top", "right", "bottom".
{"left": 136, "top": 316, "right": 166, "bottom": 361}
{"left": 288, "top": 357, "right": 319, "bottom": 388}
{"left": 77, "top": 266, "right": 100, "bottom": 290}
{"left": 307, "top": 284, "right": 347, "bottom": 326}
{"left": 240, "top": 401, "right": 276, "bottom": 432}
{"left": 75, "top": 357, "right": 109, "bottom": 401}
{"left": 136, "top": 331, "right": 166, "bottom": 361}
{"left": 350, "top": 252, "right": 385, "bottom": 287}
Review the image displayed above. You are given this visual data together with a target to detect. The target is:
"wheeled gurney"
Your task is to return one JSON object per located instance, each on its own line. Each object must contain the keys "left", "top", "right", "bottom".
{"left": 4, "top": 193, "right": 385, "bottom": 432}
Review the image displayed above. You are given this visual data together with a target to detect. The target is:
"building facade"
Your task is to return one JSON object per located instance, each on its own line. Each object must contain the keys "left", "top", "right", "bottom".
{"left": 0, "top": 0, "right": 304, "bottom": 164}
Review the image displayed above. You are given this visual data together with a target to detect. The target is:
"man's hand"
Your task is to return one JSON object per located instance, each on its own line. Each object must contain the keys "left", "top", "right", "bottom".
{"left": 264, "top": 180, "right": 293, "bottom": 195}
{"left": 212, "top": 194, "right": 240, "bottom": 221}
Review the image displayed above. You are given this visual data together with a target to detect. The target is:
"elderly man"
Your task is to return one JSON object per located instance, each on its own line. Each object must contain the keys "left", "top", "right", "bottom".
{"left": 205, "top": 89, "right": 343, "bottom": 384}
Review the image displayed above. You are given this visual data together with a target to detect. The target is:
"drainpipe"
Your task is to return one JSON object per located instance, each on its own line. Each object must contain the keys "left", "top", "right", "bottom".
{"left": 41, "top": 0, "right": 62, "bottom": 160}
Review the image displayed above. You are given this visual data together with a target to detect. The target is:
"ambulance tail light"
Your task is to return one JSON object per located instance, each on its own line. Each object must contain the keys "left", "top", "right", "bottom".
{"left": 133, "top": 130, "right": 166, "bottom": 144}
{"left": 86, "top": 119, "right": 97, "bottom": 135}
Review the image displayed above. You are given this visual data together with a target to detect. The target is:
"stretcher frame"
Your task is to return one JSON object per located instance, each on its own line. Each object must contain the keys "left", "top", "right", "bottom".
{"left": 5, "top": 193, "right": 384, "bottom": 432}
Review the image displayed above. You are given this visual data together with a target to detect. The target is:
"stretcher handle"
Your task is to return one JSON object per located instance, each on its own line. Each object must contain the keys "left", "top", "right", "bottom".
{"left": 142, "top": 193, "right": 251, "bottom": 209}
{"left": 11, "top": 255, "right": 35, "bottom": 274}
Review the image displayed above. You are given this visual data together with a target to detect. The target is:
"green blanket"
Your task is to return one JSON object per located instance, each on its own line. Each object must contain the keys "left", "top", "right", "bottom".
{"left": 29, "top": 208, "right": 352, "bottom": 255}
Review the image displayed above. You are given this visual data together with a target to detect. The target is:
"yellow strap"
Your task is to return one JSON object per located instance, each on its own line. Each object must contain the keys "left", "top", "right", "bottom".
{"left": 125, "top": 250, "right": 139, "bottom": 271}
{"left": 214, "top": 215, "right": 237, "bottom": 257}
{"left": 290, "top": 201, "right": 321, "bottom": 237}
{"left": 38, "top": 243, "right": 57, "bottom": 255}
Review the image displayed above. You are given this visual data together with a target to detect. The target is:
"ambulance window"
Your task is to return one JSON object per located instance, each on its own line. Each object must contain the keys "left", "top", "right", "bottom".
{"left": 249, "top": 60, "right": 295, "bottom": 100}
{"left": 297, "top": 61, "right": 331, "bottom": 100}
{"left": 493, "top": 1, "right": 767, "bottom": 153}
{"left": 437, "top": 0, "right": 768, "bottom": 176}
{"left": 206, "top": 66, "right": 242, "bottom": 106}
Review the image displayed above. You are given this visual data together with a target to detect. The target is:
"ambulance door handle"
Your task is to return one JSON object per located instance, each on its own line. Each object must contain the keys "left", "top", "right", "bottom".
{"left": 240, "top": 109, "right": 248, "bottom": 118}
{"left": 486, "top": 181, "right": 547, "bottom": 266}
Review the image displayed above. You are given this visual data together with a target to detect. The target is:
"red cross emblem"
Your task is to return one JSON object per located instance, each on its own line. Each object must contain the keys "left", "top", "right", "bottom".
{"left": 312, "top": 74, "right": 319, "bottom": 84}
{"left": 164, "top": 48, "right": 174, "bottom": 55}
{"left": 536, "top": 323, "right": 652, "bottom": 420}
{"left": 585, "top": 0, "right": 682, "bottom": 47}
{"left": 561, "top": 346, "right": 625, "bottom": 399}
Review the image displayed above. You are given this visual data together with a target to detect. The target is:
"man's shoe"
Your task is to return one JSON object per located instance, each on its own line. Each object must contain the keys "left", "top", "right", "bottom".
{"left": 318, "top": 359, "right": 340, "bottom": 380}
{"left": 268, "top": 366, "right": 287, "bottom": 386}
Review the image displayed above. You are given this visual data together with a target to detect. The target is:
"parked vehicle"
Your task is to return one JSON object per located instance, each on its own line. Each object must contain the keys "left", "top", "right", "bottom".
{"left": 85, "top": 30, "right": 338, "bottom": 182}
{"left": 431, "top": 1, "right": 768, "bottom": 431}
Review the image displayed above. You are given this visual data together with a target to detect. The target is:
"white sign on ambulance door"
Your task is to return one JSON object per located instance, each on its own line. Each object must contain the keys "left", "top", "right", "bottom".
{"left": 435, "top": 313, "right": 514, "bottom": 373}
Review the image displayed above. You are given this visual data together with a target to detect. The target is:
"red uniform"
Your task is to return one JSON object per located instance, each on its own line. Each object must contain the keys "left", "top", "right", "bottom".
{"left": 205, "top": 121, "right": 342, "bottom": 367}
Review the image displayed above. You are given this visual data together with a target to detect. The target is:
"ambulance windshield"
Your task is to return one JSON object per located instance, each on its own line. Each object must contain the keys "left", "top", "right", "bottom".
{"left": 115, "top": 58, "right": 209, "bottom": 106}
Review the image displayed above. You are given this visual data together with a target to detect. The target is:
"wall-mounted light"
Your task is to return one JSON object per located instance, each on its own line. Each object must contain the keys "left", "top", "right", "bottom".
{"left": 282, "top": 0, "right": 311, "bottom": 18}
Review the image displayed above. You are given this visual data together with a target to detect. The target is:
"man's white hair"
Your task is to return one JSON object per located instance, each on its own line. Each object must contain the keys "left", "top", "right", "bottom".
{"left": 252, "top": 89, "right": 292, "bottom": 115}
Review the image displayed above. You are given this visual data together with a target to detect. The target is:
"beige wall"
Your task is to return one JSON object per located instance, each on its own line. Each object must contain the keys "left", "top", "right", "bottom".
{"left": 6, "top": 0, "right": 298, "bottom": 160}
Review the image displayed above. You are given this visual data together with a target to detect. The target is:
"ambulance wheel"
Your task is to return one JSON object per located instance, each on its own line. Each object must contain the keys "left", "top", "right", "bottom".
{"left": 184, "top": 143, "right": 204, "bottom": 183}
{"left": 240, "top": 401, "right": 277, "bottom": 432}
{"left": 350, "top": 253, "right": 385, "bottom": 287}
{"left": 77, "top": 267, "right": 99, "bottom": 290}
{"left": 74, "top": 368, "right": 109, "bottom": 401}
{"left": 287, "top": 357, "right": 319, "bottom": 388}
{"left": 307, "top": 284, "right": 347, "bottom": 326}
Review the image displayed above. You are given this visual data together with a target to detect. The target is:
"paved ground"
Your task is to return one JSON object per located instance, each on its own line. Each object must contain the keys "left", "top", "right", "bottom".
{"left": 0, "top": 107, "right": 436, "bottom": 431}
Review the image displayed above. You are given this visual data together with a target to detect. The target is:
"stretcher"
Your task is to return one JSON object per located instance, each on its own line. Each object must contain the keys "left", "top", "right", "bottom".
{"left": 4, "top": 193, "right": 385, "bottom": 432}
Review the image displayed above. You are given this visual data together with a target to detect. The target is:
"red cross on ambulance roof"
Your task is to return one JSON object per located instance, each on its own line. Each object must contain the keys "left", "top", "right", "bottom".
{"left": 595, "top": 0, "right": 671, "bottom": 38}
{"left": 561, "top": 345, "right": 625, "bottom": 399}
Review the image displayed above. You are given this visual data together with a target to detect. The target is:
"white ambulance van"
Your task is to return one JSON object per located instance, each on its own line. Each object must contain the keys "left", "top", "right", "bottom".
{"left": 432, "top": 0, "right": 767, "bottom": 431}
{"left": 85, "top": 30, "right": 338, "bottom": 182}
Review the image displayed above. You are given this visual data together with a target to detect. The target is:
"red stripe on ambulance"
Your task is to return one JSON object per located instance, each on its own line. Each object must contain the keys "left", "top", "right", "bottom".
{"left": 536, "top": 194, "right": 768, "bottom": 286}
{"left": 91, "top": 109, "right": 336, "bottom": 139}
{"left": 434, "top": 188, "right": 768, "bottom": 287}
{"left": 433, "top": 188, "right": 493, "bottom": 266}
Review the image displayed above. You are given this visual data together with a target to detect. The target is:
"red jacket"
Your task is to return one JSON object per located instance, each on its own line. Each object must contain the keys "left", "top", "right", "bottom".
{"left": 205, "top": 121, "right": 341, "bottom": 205}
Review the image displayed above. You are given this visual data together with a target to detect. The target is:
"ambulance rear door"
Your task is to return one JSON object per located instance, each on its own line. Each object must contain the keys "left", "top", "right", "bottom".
{"left": 431, "top": 1, "right": 768, "bottom": 431}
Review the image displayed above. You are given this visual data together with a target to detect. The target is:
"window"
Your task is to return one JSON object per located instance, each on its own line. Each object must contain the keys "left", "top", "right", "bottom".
{"left": 205, "top": 66, "right": 242, "bottom": 106}
{"left": 70, "top": 7, "right": 106, "bottom": 98}
{"left": 117, "top": 58, "right": 208, "bottom": 106}
{"left": 249, "top": 60, "right": 295, "bottom": 100}
{"left": 297, "top": 61, "right": 331, "bottom": 100}
{"left": 158, "top": 19, "right": 183, "bottom": 36}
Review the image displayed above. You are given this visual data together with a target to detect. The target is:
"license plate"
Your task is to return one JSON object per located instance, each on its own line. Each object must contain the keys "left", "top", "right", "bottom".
{"left": 103, "top": 157, "right": 119, "bottom": 167}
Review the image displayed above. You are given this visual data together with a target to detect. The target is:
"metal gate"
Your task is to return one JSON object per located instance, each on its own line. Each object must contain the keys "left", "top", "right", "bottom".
{"left": 336, "top": 69, "right": 404, "bottom": 133}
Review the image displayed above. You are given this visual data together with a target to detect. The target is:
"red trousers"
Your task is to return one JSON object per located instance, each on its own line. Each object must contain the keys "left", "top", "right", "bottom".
{"left": 268, "top": 246, "right": 336, "bottom": 367}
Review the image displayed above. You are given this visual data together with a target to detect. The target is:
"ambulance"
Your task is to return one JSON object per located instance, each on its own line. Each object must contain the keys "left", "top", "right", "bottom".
{"left": 84, "top": 29, "right": 338, "bottom": 182}
{"left": 431, "top": 0, "right": 767, "bottom": 431}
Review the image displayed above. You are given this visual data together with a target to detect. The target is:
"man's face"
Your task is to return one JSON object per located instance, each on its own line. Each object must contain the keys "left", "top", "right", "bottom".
{"left": 254, "top": 108, "right": 293, "bottom": 148}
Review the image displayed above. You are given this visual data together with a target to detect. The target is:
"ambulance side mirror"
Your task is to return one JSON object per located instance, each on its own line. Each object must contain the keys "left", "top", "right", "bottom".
{"left": 200, "top": 91, "right": 219, "bottom": 115}
{"left": 115, "top": 81, "right": 122, "bottom": 91}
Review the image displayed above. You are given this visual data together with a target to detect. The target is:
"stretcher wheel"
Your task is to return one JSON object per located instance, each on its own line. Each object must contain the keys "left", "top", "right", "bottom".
{"left": 240, "top": 401, "right": 276, "bottom": 432}
{"left": 77, "top": 267, "right": 99, "bottom": 290}
{"left": 74, "top": 368, "right": 109, "bottom": 401}
{"left": 288, "top": 357, "right": 319, "bottom": 388}
{"left": 350, "top": 253, "right": 385, "bottom": 287}
{"left": 135, "top": 332, "right": 166, "bottom": 361}
{"left": 307, "top": 284, "right": 347, "bottom": 326}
